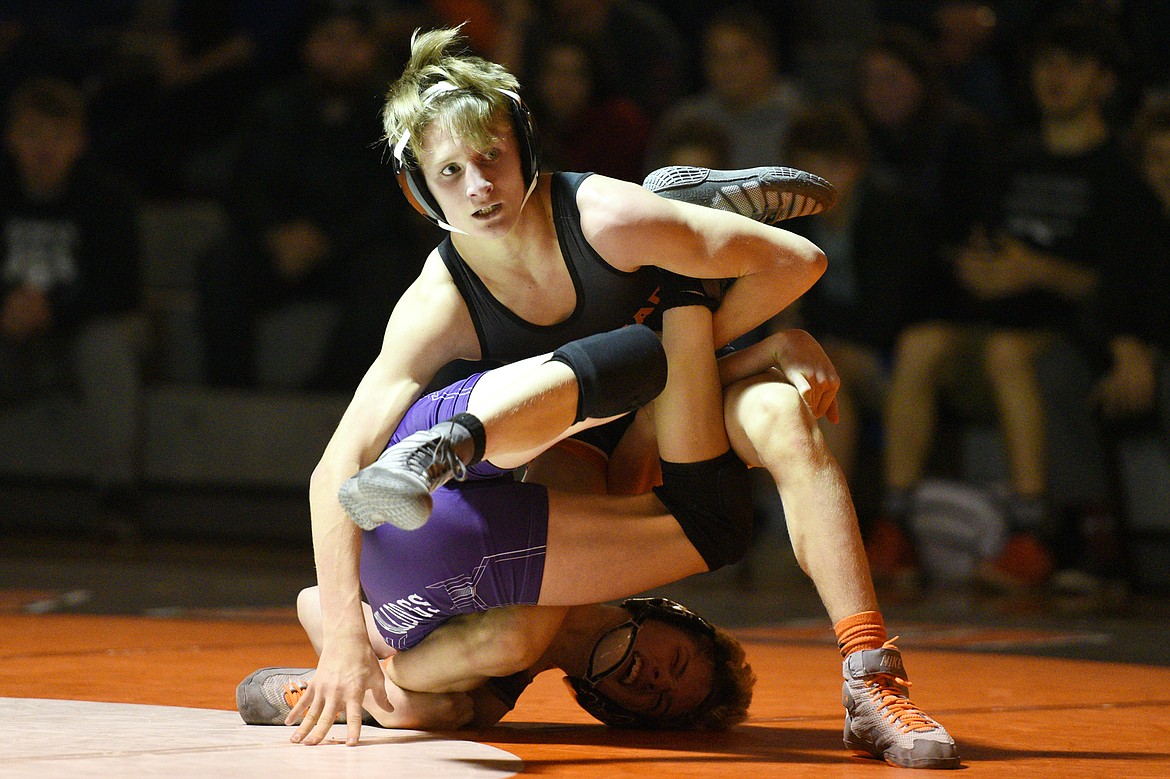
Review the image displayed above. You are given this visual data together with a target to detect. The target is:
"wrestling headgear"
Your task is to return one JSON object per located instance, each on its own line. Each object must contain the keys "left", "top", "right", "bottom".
{"left": 390, "top": 83, "right": 540, "bottom": 232}
{"left": 563, "top": 597, "right": 719, "bottom": 729}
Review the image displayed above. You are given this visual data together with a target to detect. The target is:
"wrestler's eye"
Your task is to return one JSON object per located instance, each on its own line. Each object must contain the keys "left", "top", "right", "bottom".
{"left": 441, "top": 163, "right": 461, "bottom": 176}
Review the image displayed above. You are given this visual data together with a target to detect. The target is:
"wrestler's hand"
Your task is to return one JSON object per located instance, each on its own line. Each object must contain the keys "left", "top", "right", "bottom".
{"left": 289, "top": 635, "right": 392, "bottom": 746}
{"left": 769, "top": 328, "right": 841, "bottom": 423}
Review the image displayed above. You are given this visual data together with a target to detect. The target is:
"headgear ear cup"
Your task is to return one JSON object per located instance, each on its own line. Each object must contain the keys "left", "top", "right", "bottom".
{"left": 501, "top": 88, "right": 540, "bottom": 186}
{"left": 391, "top": 87, "right": 541, "bottom": 230}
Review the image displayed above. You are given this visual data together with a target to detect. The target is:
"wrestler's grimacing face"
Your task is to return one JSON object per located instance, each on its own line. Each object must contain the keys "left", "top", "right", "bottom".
{"left": 592, "top": 619, "right": 715, "bottom": 720}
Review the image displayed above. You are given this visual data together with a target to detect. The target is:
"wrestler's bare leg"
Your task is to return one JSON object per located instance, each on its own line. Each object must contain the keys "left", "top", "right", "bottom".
{"left": 724, "top": 371, "right": 878, "bottom": 623}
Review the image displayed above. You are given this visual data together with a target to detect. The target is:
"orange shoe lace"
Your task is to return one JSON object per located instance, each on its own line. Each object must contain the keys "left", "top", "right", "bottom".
{"left": 865, "top": 639, "right": 936, "bottom": 734}
{"left": 282, "top": 677, "right": 309, "bottom": 710}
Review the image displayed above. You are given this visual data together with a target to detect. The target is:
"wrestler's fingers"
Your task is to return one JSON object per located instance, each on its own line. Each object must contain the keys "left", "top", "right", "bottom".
{"left": 454, "top": 695, "right": 475, "bottom": 728}
{"left": 370, "top": 677, "right": 394, "bottom": 715}
{"left": 286, "top": 679, "right": 313, "bottom": 726}
{"left": 345, "top": 703, "right": 364, "bottom": 746}
{"left": 810, "top": 376, "right": 832, "bottom": 418}
{"left": 826, "top": 396, "right": 840, "bottom": 425}
{"left": 304, "top": 704, "right": 337, "bottom": 746}
{"left": 789, "top": 373, "right": 815, "bottom": 412}
{"left": 290, "top": 706, "right": 319, "bottom": 744}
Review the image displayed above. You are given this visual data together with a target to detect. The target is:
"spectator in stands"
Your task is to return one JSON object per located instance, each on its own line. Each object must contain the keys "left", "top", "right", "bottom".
{"left": 874, "top": 8, "right": 1165, "bottom": 593}
{"left": 651, "top": 5, "right": 805, "bottom": 170}
{"left": 1057, "top": 94, "right": 1170, "bottom": 593}
{"left": 653, "top": 117, "right": 732, "bottom": 172}
{"left": 929, "top": 1, "right": 1009, "bottom": 124}
{"left": 0, "top": 77, "right": 145, "bottom": 529}
{"left": 499, "top": 0, "right": 688, "bottom": 123}
{"left": 527, "top": 35, "right": 650, "bottom": 183}
{"left": 854, "top": 24, "right": 990, "bottom": 264}
{"left": 197, "top": 0, "right": 426, "bottom": 391}
{"left": 68, "top": 0, "right": 262, "bottom": 199}
{"left": 781, "top": 102, "right": 928, "bottom": 508}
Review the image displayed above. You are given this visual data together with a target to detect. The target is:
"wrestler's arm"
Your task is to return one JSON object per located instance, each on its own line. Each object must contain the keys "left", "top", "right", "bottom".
{"left": 383, "top": 604, "right": 570, "bottom": 693}
{"left": 575, "top": 174, "right": 827, "bottom": 348}
{"left": 291, "top": 251, "right": 481, "bottom": 745}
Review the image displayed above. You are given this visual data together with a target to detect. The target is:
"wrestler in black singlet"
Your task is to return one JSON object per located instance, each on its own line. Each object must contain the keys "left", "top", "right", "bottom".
{"left": 439, "top": 171, "right": 660, "bottom": 364}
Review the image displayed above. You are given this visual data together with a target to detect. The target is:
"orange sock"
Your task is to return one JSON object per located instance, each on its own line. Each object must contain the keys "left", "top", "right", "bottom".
{"left": 833, "top": 611, "right": 888, "bottom": 658}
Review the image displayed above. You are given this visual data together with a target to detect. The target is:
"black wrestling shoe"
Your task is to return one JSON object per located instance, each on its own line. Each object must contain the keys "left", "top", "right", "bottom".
{"left": 338, "top": 419, "right": 476, "bottom": 531}
{"left": 643, "top": 165, "right": 837, "bottom": 222}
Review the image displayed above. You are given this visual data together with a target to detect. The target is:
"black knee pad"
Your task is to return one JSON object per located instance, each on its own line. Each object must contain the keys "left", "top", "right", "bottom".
{"left": 653, "top": 450, "right": 753, "bottom": 571}
{"left": 548, "top": 325, "right": 667, "bottom": 423}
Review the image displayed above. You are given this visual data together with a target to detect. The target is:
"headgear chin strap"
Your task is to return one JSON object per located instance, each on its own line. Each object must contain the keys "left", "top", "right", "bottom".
{"left": 564, "top": 597, "right": 719, "bottom": 729}
{"left": 390, "top": 83, "right": 540, "bottom": 233}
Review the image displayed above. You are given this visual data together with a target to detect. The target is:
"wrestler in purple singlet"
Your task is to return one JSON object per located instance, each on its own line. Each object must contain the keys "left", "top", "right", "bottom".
{"left": 359, "top": 370, "right": 549, "bottom": 651}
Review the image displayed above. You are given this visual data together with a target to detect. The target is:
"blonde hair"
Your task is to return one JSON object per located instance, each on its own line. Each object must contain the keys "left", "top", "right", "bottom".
{"left": 382, "top": 27, "right": 520, "bottom": 162}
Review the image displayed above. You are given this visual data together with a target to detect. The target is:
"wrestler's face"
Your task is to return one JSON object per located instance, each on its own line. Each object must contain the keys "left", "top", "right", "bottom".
{"left": 590, "top": 617, "right": 715, "bottom": 720}
{"left": 419, "top": 115, "right": 528, "bottom": 237}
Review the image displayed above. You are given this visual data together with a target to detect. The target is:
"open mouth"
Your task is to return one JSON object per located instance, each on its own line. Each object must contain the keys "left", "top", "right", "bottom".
{"left": 620, "top": 652, "right": 642, "bottom": 686}
{"left": 473, "top": 203, "right": 502, "bottom": 218}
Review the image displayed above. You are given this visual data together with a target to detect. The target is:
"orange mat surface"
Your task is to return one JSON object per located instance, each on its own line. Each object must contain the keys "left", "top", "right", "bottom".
{"left": 5, "top": 609, "right": 1170, "bottom": 777}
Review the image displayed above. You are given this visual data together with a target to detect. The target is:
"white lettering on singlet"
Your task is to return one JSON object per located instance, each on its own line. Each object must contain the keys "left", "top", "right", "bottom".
{"left": 372, "top": 593, "right": 442, "bottom": 636}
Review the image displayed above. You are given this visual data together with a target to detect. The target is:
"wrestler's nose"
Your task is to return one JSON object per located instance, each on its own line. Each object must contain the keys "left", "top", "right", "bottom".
{"left": 465, "top": 163, "right": 493, "bottom": 198}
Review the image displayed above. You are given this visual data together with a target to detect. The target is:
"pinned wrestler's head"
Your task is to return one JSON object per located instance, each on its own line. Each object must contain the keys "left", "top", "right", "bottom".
{"left": 382, "top": 27, "right": 540, "bottom": 235}
{"left": 564, "top": 598, "right": 756, "bottom": 730}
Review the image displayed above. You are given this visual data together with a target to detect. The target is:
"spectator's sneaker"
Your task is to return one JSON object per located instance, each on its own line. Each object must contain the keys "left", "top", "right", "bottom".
{"left": 864, "top": 517, "right": 921, "bottom": 589}
{"left": 842, "top": 642, "right": 960, "bottom": 769}
{"left": 642, "top": 165, "right": 837, "bottom": 222}
{"left": 339, "top": 420, "right": 475, "bottom": 531}
{"left": 237, "top": 667, "right": 317, "bottom": 725}
{"left": 975, "top": 532, "right": 1054, "bottom": 592}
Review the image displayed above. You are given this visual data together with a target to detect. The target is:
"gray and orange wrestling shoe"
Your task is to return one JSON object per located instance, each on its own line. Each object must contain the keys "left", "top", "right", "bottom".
{"left": 842, "top": 641, "right": 960, "bottom": 769}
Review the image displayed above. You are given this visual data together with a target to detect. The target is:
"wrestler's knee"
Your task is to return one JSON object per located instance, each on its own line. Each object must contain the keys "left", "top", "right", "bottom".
{"left": 655, "top": 450, "right": 753, "bottom": 571}
{"left": 296, "top": 586, "right": 320, "bottom": 629}
{"left": 734, "top": 379, "right": 820, "bottom": 460}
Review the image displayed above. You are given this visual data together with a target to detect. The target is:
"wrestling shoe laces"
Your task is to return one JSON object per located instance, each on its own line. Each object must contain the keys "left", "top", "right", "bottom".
{"left": 642, "top": 165, "right": 837, "bottom": 223}
{"left": 842, "top": 639, "right": 960, "bottom": 769}
{"left": 338, "top": 419, "right": 473, "bottom": 531}
{"left": 236, "top": 667, "right": 315, "bottom": 725}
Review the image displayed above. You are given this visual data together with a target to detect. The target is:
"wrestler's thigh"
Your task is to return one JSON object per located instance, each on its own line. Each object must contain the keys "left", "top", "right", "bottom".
{"left": 537, "top": 490, "right": 706, "bottom": 606}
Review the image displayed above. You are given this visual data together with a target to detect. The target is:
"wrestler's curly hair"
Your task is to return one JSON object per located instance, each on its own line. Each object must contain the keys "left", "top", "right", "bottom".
{"left": 382, "top": 26, "right": 520, "bottom": 163}
{"left": 691, "top": 625, "right": 756, "bottom": 730}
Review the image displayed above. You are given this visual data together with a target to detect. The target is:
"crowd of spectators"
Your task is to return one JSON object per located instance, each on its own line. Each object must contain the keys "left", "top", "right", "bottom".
{"left": 3, "top": 0, "right": 1169, "bottom": 596}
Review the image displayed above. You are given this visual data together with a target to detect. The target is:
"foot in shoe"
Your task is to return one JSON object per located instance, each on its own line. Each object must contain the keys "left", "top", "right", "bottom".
{"left": 236, "top": 667, "right": 315, "bottom": 725}
{"left": 841, "top": 642, "right": 960, "bottom": 769}
{"left": 642, "top": 165, "right": 838, "bottom": 222}
{"left": 237, "top": 667, "right": 374, "bottom": 726}
{"left": 338, "top": 420, "right": 474, "bottom": 531}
